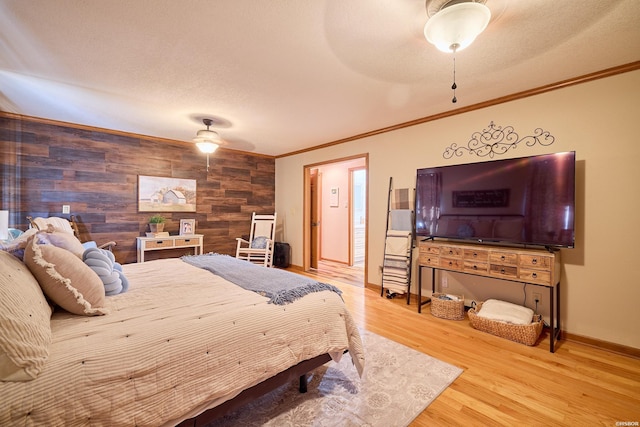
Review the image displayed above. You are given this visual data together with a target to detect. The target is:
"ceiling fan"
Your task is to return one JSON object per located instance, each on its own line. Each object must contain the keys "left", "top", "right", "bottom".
{"left": 193, "top": 118, "right": 222, "bottom": 171}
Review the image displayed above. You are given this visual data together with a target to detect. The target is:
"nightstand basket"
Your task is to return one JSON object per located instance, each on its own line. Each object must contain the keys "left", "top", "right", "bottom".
{"left": 431, "top": 293, "right": 465, "bottom": 320}
{"left": 468, "top": 301, "right": 543, "bottom": 346}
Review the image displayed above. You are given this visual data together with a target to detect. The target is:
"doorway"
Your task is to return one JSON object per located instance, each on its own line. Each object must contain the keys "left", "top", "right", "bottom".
{"left": 303, "top": 155, "right": 368, "bottom": 286}
{"left": 350, "top": 167, "right": 366, "bottom": 267}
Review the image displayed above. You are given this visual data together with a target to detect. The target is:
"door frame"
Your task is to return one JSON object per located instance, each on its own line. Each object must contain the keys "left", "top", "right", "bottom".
{"left": 310, "top": 169, "right": 320, "bottom": 269}
{"left": 303, "top": 154, "right": 369, "bottom": 283}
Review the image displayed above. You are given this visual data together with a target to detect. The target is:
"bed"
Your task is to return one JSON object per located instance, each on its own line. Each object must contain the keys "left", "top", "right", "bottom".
{"left": 0, "top": 231, "right": 365, "bottom": 426}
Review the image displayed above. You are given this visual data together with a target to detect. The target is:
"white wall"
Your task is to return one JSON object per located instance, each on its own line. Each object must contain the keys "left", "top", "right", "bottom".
{"left": 275, "top": 70, "right": 640, "bottom": 349}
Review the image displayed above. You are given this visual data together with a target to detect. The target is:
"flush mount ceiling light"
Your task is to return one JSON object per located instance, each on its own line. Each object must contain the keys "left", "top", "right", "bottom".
{"left": 424, "top": 0, "right": 491, "bottom": 103}
{"left": 193, "top": 118, "right": 220, "bottom": 171}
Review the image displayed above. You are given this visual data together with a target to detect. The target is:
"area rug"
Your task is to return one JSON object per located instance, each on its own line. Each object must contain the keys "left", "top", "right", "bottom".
{"left": 207, "top": 329, "right": 463, "bottom": 426}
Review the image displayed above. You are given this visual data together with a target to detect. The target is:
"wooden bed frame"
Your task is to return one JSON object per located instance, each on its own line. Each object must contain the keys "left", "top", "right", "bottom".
{"left": 177, "top": 353, "right": 332, "bottom": 426}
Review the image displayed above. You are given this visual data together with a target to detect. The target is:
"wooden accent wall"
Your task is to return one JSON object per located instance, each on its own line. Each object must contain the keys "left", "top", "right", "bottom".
{"left": 0, "top": 114, "right": 275, "bottom": 264}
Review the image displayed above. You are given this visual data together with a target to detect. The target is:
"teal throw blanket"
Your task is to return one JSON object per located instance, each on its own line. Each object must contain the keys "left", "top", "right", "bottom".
{"left": 182, "top": 254, "right": 342, "bottom": 305}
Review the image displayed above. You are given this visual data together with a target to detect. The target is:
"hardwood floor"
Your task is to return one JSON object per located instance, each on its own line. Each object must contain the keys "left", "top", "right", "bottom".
{"left": 294, "top": 267, "right": 640, "bottom": 426}
{"left": 312, "top": 260, "right": 364, "bottom": 287}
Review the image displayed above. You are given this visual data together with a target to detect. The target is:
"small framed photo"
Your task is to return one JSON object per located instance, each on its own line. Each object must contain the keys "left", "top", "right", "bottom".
{"left": 180, "top": 219, "right": 196, "bottom": 235}
{"left": 329, "top": 187, "right": 339, "bottom": 207}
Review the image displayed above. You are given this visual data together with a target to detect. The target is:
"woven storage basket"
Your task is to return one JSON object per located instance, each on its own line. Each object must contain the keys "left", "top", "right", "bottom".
{"left": 431, "top": 293, "right": 465, "bottom": 320}
{"left": 468, "top": 301, "right": 543, "bottom": 346}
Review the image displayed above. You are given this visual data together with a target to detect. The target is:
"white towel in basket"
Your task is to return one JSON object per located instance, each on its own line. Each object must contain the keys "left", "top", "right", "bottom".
{"left": 477, "top": 299, "right": 534, "bottom": 325}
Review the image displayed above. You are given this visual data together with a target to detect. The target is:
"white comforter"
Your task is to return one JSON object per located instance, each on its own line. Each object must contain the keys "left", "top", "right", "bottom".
{"left": 0, "top": 258, "right": 364, "bottom": 426}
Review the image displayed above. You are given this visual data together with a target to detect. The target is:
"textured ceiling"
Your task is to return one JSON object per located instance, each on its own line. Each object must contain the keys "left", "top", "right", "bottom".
{"left": 1, "top": 0, "right": 639, "bottom": 156}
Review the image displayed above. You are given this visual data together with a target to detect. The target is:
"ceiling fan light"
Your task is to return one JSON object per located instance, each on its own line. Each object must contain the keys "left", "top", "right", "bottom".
{"left": 424, "top": 2, "right": 491, "bottom": 53}
{"left": 196, "top": 141, "right": 219, "bottom": 154}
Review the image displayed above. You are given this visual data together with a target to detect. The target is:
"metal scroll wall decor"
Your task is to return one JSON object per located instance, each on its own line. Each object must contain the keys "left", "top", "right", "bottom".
{"left": 442, "top": 121, "right": 555, "bottom": 159}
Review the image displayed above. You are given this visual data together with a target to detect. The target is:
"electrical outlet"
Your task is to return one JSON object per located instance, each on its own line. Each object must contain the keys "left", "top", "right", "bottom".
{"left": 533, "top": 291, "right": 542, "bottom": 303}
{"left": 62, "top": 205, "right": 70, "bottom": 214}
{"left": 441, "top": 275, "right": 448, "bottom": 288}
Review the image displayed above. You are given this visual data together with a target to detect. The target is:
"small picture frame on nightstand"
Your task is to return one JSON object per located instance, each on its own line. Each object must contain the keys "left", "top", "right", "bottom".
{"left": 180, "top": 219, "right": 196, "bottom": 235}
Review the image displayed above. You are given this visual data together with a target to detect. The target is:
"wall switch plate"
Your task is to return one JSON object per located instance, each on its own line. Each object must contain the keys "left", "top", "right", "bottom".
{"left": 62, "top": 205, "right": 70, "bottom": 214}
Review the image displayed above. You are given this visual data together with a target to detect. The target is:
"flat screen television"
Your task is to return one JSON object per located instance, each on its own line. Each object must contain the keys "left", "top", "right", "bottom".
{"left": 415, "top": 151, "right": 575, "bottom": 248}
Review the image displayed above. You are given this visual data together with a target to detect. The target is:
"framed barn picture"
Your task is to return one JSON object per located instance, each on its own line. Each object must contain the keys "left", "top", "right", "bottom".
{"left": 138, "top": 175, "right": 196, "bottom": 212}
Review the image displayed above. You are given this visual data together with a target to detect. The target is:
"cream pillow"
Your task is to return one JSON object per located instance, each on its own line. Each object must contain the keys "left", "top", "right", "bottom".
{"left": 24, "top": 237, "right": 108, "bottom": 316}
{"left": 31, "top": 216, "right": 75, "bottom": 235}
{"left": 35, "top": 229, "right": 85, "bottom": 258}
{"left": 0, "top": 250, "right": 53, "bottom": 381}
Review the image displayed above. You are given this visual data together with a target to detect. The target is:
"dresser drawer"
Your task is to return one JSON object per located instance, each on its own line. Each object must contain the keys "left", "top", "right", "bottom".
{"left": 145, "top": 239, "right": 173, "bottom": 249}
{"left": 440, "top": 257, "right": 463, "bottom": 270}
{"left": 419, "top": 253, "right": 440, "bottom": 267}
{"left": 520, "top": 268, "right": 551, "bottom": 284}
{"left": 464, "top": 260, "right": 489, "bottom": 274}
{"left": 464, "top": 248, "right": 489, "bottom": 262}
{"left": 420, "top": 244, "right": 440, "bottom": 256}
{"left": 490, "top": 252, "right": 518, "bottom": 265}
{"left": 489, "top": 264, "right": 518, "bottom": 279}
{"left": 441, "top": 245, "right": 464, "bottom": 258}
{"left": 519, "top": 254, "right": 552, "bottom": 270}
{"left": 175, "top": 238, "right": 198, "bottom": 246}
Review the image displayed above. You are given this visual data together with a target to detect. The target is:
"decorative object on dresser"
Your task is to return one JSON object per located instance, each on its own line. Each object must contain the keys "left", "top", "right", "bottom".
{"left": 148, "top": 214, "right": 166, "bottom": 233}
{"left": 418, "top": 240, "right": 561, "bottom": 352}
{"left": 179, "top": 218, "right": 195, "bottom": 235}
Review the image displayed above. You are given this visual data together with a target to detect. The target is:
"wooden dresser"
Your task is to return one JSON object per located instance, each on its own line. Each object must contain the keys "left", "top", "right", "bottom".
{"left": 417, "top": 240, "right": 561, "bottom": 352}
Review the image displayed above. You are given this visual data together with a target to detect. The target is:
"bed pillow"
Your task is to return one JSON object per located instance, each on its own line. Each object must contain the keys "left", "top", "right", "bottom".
{"left": 24, "top": 237, "right": 108, "bottom": 316}
{"left": 30, "top": 216, "right": 75, "bottom": 235}
{"left": 83, "top": 247, "right": 129, "bottom": 296}
{"left": 0, "top": 250, "right": 53, "bottom": 381}
{"left": 35, "top": 229, "right": 85, "bottom": 258}
{"left": 251, "top": 236, "right": 269, "bottom": 249}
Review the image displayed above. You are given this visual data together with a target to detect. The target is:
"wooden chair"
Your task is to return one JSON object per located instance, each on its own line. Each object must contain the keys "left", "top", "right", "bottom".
{"left": 27, "top": 215, "right": 116, "bottom": 251}
{"left": 235, "top": 212, "right": 277, "bottom": 267}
